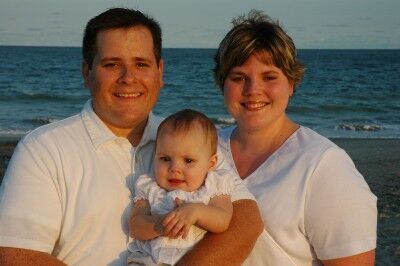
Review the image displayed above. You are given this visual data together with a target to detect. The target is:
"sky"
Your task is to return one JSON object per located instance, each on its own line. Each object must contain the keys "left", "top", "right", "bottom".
{"left": 0, "top": 0, "right": 399, "bottom": 49}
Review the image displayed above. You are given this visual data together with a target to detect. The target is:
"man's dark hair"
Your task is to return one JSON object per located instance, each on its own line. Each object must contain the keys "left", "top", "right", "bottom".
{"left": 82, "top": 8, "right": 162, "bottom": 68}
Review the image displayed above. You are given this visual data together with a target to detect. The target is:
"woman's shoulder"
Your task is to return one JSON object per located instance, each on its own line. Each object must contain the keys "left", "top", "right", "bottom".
{"left": 289, "top": 126, "right": 357, "bottom": 171}
{"left": 294, "top": 126, "right": 339, "bottom": 152}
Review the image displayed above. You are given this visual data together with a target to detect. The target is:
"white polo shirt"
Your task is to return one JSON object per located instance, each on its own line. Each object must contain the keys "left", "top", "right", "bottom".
{"left": 0, "top": 101, "right": 253, "bottom": 265}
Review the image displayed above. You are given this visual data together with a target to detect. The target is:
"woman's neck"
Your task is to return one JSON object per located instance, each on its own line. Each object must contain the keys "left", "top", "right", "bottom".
{"left": 230, "top": 116, "right": 299, "bottom": 178}
{"left": 235, "top": 116, "right": 297, "bottom": 151}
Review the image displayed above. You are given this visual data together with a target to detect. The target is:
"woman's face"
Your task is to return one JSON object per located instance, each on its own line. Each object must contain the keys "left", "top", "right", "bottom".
{"left": 223, "top": 53, "right": 294, "bottom": 132}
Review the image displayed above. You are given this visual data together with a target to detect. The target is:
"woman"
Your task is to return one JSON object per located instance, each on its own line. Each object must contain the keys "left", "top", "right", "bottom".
{"left": 215, "top": 10, "right": 377, "bottom": 265}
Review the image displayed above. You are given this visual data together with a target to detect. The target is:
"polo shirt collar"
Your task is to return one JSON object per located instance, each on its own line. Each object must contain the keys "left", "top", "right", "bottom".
{"left": 81, "top": 100, "right": 160, "bottom": 149}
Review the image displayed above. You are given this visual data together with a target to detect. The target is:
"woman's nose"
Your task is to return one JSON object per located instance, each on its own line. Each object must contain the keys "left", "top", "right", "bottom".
{"left": 243, "top": 79, "right": 262, "bottom": 96}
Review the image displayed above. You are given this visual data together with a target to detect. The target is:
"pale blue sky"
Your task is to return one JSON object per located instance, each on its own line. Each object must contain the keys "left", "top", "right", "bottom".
{"left": 0, "top": 0, "right": 399, "bottom": 48}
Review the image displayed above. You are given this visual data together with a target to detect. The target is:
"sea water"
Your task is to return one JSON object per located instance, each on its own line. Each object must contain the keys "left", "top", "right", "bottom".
{"left": 1, "top": 46, "right": 400, "bottom": 263}
{"left": 0, "top": 46, "right": 399, "bottom": 139}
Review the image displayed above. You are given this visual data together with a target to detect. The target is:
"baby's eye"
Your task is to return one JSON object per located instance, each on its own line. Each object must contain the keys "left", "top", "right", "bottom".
{"left": 159, "top": 156, "right": 170, "bottom": 162}
{"left": 184, "top": 158, "right": 195, "bottom": 164}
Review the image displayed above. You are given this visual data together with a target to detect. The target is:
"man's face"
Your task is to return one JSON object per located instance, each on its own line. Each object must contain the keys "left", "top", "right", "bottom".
{"left": 82, "top": 26, "right": 163, "bottom": 137}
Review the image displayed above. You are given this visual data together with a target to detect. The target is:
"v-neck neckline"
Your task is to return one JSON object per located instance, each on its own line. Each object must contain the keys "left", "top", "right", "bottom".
{"left": 226, "top": 126, "right": 302, "bottom": 181}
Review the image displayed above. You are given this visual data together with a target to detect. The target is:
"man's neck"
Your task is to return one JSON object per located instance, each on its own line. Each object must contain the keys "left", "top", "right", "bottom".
{"left": 105, "top": 118, "right": 149, "bottom": 147}
{"left": 127, "top": 120, "right": 148, "bottom": 146}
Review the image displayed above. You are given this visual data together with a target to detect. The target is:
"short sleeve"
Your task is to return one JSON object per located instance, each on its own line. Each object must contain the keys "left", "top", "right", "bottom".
{"left": 0, "top": 138, "right": 62, "bottom": 253}
{"left": 305, "top": 147, "right": 377, "bottom": 259}
{"left": 205, "top": 171, "right": 235, "bottom": 198}
{"left": 133, "top": 174, "right": 155, "bottom": 202}
{"left": 216, "top": 142, "right": 255, "bottom": 202}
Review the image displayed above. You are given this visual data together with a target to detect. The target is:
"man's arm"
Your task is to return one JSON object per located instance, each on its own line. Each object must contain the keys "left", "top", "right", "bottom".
{"left": 321, "top": 250, "right": 375, "bottom": 266}
{"left": 177, "top": 199, "right": 263, "bottom": 265}
{"left": 130, "top": 199, "right": 165, "bottom": 240}
{"left": 0, "top": 247, "right": 65, "bottom": 266}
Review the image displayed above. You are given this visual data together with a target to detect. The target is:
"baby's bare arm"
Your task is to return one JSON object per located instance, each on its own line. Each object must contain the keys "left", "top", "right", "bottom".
{"left": 129, "top": 199, "right": 165, "bottom": 240}
{"left": 163, "top": 195, "right": 233, "bottom": 238}
{"left": 197, "top": 195, "right": 233, "bottom": 232}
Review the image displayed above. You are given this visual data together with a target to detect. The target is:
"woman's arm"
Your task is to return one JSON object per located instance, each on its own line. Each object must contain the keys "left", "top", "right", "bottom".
{"left": 176, "top": 199, "right": 263, "bottom": 265}
{"left": 0, "top": 247, "right": 66, "bottom": 266}
{"left": 129, "top": 199, "right": 165, "bottom": 240}
{"left": 321, "top": 250, "right": 375, "bottom": 266}
{"left": 163, "top": 195, "right": 233, "bottom": 238}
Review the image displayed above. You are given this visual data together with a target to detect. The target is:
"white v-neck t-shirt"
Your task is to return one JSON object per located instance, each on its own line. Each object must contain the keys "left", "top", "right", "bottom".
{"left": 219, "top": 126, "right": 377, "bottom": 265}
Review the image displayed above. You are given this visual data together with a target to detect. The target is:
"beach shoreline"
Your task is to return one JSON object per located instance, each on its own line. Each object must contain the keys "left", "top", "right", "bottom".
{"left": 0, "top": 137, "right": 399, "bottom": 262}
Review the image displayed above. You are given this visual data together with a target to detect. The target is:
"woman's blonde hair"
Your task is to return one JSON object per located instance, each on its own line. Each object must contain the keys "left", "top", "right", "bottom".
{"left": 214, "top": 9, "right": 305, "bottom": 91}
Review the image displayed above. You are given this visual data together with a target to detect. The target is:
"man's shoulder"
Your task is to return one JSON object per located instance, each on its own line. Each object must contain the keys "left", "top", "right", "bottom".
{"left": 21, "top": 114, "right": 84, "bottom": 146}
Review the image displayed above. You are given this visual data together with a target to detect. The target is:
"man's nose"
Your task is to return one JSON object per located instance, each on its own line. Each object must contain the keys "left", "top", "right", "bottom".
{"left": 119, "top": 66, "right": 136, "bottom": 84}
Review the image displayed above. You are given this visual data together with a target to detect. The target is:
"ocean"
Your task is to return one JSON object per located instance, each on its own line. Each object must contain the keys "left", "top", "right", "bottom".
{"left": 0, "top": 46, "right": 399, "bottom": 139}
{"left": 0, "top": 46, "right": 400, "bottom": 263}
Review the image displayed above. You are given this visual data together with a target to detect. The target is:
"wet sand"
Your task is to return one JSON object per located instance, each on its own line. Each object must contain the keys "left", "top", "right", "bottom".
{"left": 1, "top": 138, "right": 399, "bottom": 263}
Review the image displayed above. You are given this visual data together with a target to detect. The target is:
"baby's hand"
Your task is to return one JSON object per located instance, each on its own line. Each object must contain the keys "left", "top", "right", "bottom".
{"left": 162, "top": 200, "right": 200, "bottom": 239}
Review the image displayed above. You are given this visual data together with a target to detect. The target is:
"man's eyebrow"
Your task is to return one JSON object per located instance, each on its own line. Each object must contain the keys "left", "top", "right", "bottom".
{"left": 99, "top": 57, "right": 120, "bottom": 63}
{"left": 100, "top": 57, "right": 153, "bottom": 63}
{"left": 134, "top": 57, "right": 153, "bottom": 63}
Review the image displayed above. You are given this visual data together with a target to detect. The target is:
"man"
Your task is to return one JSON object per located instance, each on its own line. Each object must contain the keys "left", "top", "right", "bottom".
{"left": 0, "top": 8, "right": 262, "bottom": 265}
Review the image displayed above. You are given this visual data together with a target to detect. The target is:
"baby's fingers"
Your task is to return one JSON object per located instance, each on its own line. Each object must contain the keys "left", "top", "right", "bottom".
{"left": 163, "top": 211, "right": 177, "bottom": 226}
{"left": 168, "top": 221, "right": 185, "bottom": 239}
{"left": 162, "top": 213, "right": 177, "bottom": 235}
{"left": 182, "top": 224, "right": 190, "bottom": 239}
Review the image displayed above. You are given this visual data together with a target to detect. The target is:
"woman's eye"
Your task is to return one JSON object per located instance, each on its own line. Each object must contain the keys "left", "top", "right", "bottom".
{"left": 264, "top": 75, "right": 277, "bottom": 81}
{"left": 230, "top": 76, "right": 245, "bottom": 82}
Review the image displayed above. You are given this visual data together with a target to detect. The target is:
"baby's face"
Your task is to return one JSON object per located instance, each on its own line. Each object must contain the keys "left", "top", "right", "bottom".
{"left": 154, "top": 123, "right": 217, "bottom": 192}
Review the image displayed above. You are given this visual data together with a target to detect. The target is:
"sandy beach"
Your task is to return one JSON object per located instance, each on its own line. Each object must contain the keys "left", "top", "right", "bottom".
{"left": 1, "top": 138, "right": 399, "bottom": 263}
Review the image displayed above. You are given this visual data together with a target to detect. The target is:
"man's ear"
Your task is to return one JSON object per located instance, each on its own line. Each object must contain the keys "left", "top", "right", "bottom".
{"left": 208, "top": 154, "right": 218, "bottom": 171}
{"left": 82, "top": 61, "right": 90, "bottom": 88}
{"left": 158, "top": 59, "right": 164, "bottom": 89}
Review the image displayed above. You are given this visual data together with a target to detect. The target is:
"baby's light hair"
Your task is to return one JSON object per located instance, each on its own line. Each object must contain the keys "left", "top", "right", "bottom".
{"left": 156, "top": 109, "right": 218, "bottom": 155}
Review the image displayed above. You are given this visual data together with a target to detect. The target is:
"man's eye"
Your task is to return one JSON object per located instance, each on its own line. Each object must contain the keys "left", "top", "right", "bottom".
{"left": 137, "top": 62, "right": 149, "bottom": 68}
{"left": 104, "top": 63, "right": 118, "bottom": 69}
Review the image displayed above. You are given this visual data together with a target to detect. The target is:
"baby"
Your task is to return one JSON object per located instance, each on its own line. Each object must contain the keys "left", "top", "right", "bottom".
{"left": 128, "top": 109, "right": 234, "bottom": 265}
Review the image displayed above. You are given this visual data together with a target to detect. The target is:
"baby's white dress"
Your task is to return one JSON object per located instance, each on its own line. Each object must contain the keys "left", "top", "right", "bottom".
{"left": 127, "top": 171, "right": 234, "bottom": 265}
